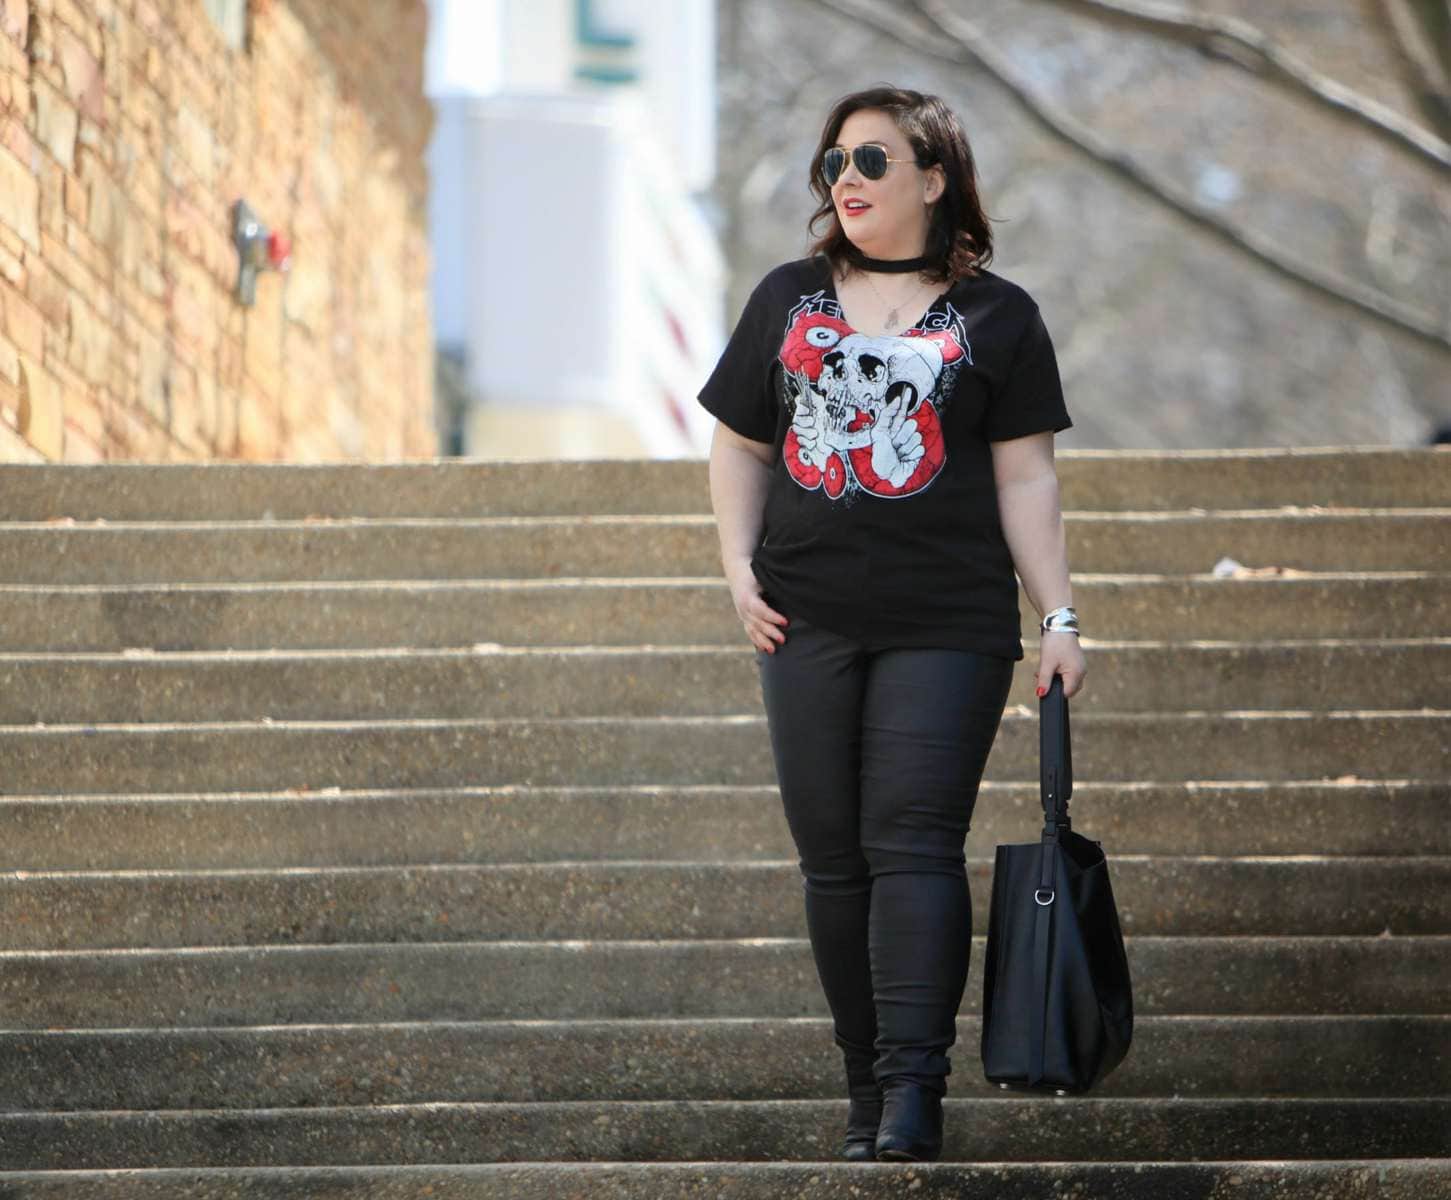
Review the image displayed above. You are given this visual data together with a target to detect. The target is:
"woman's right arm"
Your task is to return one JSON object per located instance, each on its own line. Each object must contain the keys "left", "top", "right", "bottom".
{"left": 708, "top": 421, "right": 790, "bottom": 653}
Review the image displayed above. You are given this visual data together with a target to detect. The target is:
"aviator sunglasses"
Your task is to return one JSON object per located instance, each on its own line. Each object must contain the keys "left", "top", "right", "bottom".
{"left": 822, "top": 142, "right": 926, "bottom": 185}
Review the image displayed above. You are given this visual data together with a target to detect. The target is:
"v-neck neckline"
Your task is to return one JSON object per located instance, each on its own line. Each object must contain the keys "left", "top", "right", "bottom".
{"left": 822, "top": 258, "right": 955, "bottom": 338}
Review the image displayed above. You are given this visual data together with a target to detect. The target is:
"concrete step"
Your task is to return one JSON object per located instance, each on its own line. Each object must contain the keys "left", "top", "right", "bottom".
{"left": 0, "top": 1161, "right": 1445, "bottom": 1200}
{"left": 1, "top": 508, "right": 1448, "bottom": 582}
{"left": 0, "top": 711, "right": 1446, "bottom": 795}
{"left": 0, "top": 1097, "right": 1446, "bottom": 1169}
{"left": 1, "top": 573, "right": 1439, "bottom": 650}
{"left": 3, "top": 781, "right": 1443, "bottom": 871}
{"left": 3, "top": 858, "right": 1448, "bottom": 950}
{"left": 2, "top": 640, "right": 1446, "bottom": 724}
{"left": 0, "top": 936, "right": 1442, "bottom": 1028}
{"left": 3, "top": 448, "right": 1446, "bottom": 518}
{"left": 3, "top": 1015, "right": 1447, "bottom": 1112}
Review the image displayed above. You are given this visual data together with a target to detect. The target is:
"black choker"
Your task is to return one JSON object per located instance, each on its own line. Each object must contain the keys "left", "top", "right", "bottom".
{"left": 846, "top": 247, "right": 934, "bottom": 273}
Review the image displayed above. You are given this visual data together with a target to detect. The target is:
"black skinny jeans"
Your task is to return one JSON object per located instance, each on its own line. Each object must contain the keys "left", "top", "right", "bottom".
{"left": 754, "top": 612, "right": 1015, "bottom": 1098}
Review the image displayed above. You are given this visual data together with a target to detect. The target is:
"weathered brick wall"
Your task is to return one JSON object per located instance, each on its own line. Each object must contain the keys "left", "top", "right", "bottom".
{"left": 0, "top": 0, "right": 436, "bottom": 463}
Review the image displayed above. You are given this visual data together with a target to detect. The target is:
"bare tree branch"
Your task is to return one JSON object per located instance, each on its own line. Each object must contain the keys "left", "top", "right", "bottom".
{"left": 1377, "top": 0, "right": 1451, "bottom": 138}
{"left": 1040, "top": 0, "right": 1451, "bottom": 166}
{"left": 796, "top": 0, "right": 1449, "bottom": 351}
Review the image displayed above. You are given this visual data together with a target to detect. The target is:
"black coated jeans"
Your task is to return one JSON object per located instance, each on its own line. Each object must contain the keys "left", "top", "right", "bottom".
{"left": 754, "top": 612, "right": 1015, "bottom": 1098}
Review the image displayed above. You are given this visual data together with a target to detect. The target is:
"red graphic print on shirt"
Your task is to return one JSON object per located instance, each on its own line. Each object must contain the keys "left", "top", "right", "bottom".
{"left": 778, "top": 289, "right": 969, "bottom": 501}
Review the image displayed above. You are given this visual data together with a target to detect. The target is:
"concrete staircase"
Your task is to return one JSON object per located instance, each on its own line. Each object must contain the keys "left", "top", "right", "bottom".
{"left": 0, "top": 448, "right": 1447, "bottom": 1197}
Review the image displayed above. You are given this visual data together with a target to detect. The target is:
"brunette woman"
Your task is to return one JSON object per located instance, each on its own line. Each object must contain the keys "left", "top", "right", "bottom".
{"left": 698, "top": 85, "right": 1086, "bottom": 1163}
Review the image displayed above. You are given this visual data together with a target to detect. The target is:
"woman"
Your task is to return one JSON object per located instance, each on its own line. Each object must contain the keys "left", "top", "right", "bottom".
{"left": 697, "top": 85, "right": 1086, "bottom": 1164}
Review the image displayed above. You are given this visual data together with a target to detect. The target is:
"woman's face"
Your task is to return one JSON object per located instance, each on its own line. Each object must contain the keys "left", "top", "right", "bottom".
{"left": 827, "top": 108, "right": 943, "bottom": 258}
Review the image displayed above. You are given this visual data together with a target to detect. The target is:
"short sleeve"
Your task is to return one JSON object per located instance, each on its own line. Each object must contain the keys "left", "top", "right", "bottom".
{"left": 983, "top": 304, "right": 1073, "bottom": 442}
{"left": 696, "top": 278, "right": 779, "bottom": 445}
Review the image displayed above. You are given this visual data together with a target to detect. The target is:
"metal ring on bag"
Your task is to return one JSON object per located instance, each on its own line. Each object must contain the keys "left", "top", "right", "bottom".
{"left": 1034, "top": 888, "right": 1055, "bottom": 906}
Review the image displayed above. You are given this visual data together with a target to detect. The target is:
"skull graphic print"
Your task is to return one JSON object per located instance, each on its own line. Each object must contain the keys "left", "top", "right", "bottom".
{"left": 779, "top": 290, "right": 970, "bottom": 501}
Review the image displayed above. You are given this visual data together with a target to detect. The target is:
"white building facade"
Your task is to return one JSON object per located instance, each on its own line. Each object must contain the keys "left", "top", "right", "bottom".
{"left": 426, "top": 0, "right": 726, "bottom": 458}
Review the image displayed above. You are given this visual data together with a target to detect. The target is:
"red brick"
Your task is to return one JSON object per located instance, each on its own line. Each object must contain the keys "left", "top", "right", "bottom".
{"left": 59, "top": 422, "right": 102, "bottom": 460}
{"left": 32, "top": 76, "right": 78, "bottom": 169}
{"left": 61, "top": 377, "right": 106, "bottom": 445}
{"left": 0, "top": 411, "right": 47, "bottom": 461}
{"left": 104, "top": 396, "right": 171, "bottom": 461}
{"left": 15, "top": 352, "right": 64, "bottom": 458}
{"left": 24, "top": 254, "right": 69, "bottom": 326}
{"left": 1, "top": 278, "right": 44, "bottom": 358}
{"left": 54, "top": 22, "right": 104, "bottom": 121}
{"left": 62, "top": 169, "right": 86, "bottom": 221}
{"left": 61, "top": 218, "right": 113, "bottom": 281}
{"left": 0, "top": 235, "right": 22, "bottom": 285}
{"left": 1, "top": 1, "right": 28, "bottom": 44}
{"left": 65, "top": 289, "right": 112, "bottom": 383}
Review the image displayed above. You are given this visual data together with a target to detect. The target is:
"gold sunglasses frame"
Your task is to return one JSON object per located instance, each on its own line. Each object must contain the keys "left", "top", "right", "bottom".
{"left": 822, "top": 142, "right": 919, "bottom": 184}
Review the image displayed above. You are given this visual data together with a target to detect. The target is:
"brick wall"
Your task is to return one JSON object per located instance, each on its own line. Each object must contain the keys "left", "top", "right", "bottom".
{"left": 0, "top": 0, "right": 437, "bottom": 463}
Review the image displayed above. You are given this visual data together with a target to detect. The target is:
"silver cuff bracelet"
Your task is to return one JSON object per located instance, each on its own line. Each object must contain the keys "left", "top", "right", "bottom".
{"left": 1040, "top": 605, "right": 1079, "bottom": 635}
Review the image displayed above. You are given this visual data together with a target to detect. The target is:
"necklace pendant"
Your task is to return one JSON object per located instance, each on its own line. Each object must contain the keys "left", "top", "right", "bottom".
{"left": 885, "top": 307, "right": 899, "bottom": 329}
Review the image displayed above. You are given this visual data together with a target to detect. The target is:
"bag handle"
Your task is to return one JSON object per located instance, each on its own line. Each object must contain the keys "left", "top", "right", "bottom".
{"left": 1029, "top": 672, "right": 1074, "bottom": 1085}
{"left": 1039, "top": 672, "right": 1072, "bottom": 831}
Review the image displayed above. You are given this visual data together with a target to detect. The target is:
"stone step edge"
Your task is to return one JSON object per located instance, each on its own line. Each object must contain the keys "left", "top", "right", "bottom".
{"left": 4, "top": 1096, "right": 1445, "bottom": 1120}
{"left": 2, "top": 446, "right": 1436, "bottom": 463}
{"left": 7, "top": 853, "right": 1451, "bottom": 882}
{"left": 2, "top": 637, "right": 1446, "bottom": 661}
{"left": 5, "top": 709, "right": 1448, "bottom": 733}
{"left": 0, "top": 569, "right": 1441, "bottom": 595}
{"left": 0, "top": 779, "right": 1432, "bottom": 804}
{"left": 8, "top": 1012, "right": 1446, "bottom": 1038}
{"left": 3, "top": 933, "right": 1446, "bottom": 961}
{"left": 0, "top": 1161, "right": 1442, "bottom": 1188}
{"left": 5, "top": 505, "right": 1449, "bottom": 528}
{"left": 0, "top": 776, "right": 1438, "bottom": 802}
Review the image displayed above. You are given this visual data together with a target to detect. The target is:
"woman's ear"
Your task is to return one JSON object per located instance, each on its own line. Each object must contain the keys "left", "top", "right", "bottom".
{"left": 924, "top": 165, "right": 946, "bottom": 206}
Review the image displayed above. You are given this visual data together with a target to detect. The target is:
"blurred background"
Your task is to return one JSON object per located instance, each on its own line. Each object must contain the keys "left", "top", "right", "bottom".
{"left": 0, "top": 0, "right": 1446, "bottom": 464}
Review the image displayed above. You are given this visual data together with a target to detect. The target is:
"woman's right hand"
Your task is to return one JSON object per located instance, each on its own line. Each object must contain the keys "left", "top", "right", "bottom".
{"left": 725, "top": 558, "right": 789, "bottom": 653}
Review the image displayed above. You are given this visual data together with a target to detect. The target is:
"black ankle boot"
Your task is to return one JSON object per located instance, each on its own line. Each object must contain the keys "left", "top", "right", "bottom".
{"left": 840, "top": 1056, "right": 883, "bottom": 1161}
{"left": 874, "top": 1079, "right": 944, "bottom": 1162}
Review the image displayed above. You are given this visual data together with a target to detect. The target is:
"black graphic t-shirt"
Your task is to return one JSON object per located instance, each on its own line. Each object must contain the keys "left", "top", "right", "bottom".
{"left": 697, "top": 254, "right": 1072, "bottom": 662}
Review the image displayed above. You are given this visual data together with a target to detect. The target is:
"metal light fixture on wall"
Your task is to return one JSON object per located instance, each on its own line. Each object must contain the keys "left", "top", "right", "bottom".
{"left": 231, "top": 198, "right": 292, "bottom": 306}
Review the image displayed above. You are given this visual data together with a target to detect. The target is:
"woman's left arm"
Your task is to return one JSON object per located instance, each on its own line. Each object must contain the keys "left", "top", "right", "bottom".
{"left": 990, "top": 431, "right": 1087, "bottom": 700}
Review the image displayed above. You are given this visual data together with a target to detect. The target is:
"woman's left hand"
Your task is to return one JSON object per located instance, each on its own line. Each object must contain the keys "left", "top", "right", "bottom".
{"left": 1035, "top": 631, "right": 1086, "bottom": 700}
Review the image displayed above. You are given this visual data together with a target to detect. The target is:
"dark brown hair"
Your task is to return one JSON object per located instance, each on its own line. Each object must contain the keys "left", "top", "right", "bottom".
{"left": 806, "top": 85, "right": 994, "bottom": 284}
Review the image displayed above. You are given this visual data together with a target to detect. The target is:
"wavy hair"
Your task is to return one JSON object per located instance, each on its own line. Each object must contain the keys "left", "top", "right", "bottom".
{"left": 806, "top": 85, "right": 994, "bottom": 284}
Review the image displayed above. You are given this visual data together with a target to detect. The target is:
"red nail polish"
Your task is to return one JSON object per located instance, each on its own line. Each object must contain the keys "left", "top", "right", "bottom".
{"left": 1036, "top": 686, "right": 1046, "bottom": 697}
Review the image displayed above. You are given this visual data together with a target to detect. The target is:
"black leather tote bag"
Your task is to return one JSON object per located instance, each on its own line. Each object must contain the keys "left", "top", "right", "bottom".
{"left": 979, "top": 673, "right": 1134, "bottom": 1094}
